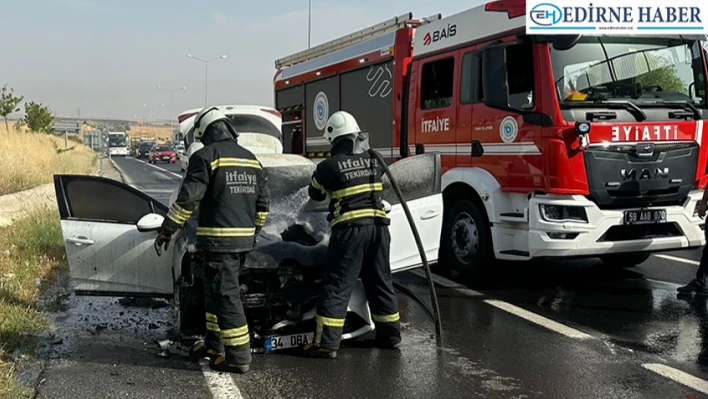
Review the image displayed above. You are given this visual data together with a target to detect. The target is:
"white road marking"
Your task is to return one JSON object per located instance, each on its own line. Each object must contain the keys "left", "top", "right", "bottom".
{"left": 110, "top": 158, "right": 132, "bottom": 184}
{"left": 642, "top": 363, "right": 708, "bottom": 395}
{"left": 654, "top": 254, "right": 700, "bottom": 266}
{"left": 408, "top": 269, "right": 590, "bottom": 338}
{"left": 135, "top": 158, "right": 183, "bottom": 178}
{"left": 152, "top": 171, "right": 172, "bottom": 180}
{"left": 199, "top": 360, "right": 244, "bottom": 399}
{"left": 409, "top": 269, "right": 484, "bottom": 297}
{"left": 484, "top": 299, "right": 594, "bottom": 340}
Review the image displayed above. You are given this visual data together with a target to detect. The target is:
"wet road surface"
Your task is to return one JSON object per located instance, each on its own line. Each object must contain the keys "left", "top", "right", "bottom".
{"left": 36, "top": 156, "right": 708, "bottom": 398}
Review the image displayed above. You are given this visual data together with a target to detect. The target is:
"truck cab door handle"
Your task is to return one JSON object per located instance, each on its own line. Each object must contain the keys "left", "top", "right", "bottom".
{"left": 420, "top": 210, "right": 439, "bottom": 220}
{"left": 67, "top": 236, "right": 95, "bottom": 246}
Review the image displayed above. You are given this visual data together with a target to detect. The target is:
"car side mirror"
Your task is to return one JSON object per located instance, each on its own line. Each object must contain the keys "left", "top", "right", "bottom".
{"left": 481, "top": 47, "right": 509, "bottom": 107}
{"left": 137, "top": 213, "right": 164, "bottom": 232}
{"left": 382, "top": 200, "right": 392, "bottom": 214}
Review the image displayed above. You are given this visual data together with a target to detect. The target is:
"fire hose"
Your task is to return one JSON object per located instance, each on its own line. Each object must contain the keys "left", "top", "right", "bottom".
{"left": 368, "top": 149, "right": 443, "bottom": 343}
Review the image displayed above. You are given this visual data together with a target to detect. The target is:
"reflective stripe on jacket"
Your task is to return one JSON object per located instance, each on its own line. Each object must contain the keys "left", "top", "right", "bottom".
{"left": 307, "top": 139, "right": 389, "bottom": 229}
{"left": 162, "top": 137, "right": 270, "bottom": 252}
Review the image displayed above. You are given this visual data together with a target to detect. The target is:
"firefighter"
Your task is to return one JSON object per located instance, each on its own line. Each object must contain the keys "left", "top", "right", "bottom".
{"left": 301, "top": 110, "right": 401, "bottom": 359}
{"left": 154, "top": 106, "right": 270, "bottom": 374}
{"left": 678, "top": 181, "right": 708, "bottom": 295}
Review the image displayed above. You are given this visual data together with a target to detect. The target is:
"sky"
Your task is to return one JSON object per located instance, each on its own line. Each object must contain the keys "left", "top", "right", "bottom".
{"left": 0, "top": 0, "right": 480, "bottom": 120}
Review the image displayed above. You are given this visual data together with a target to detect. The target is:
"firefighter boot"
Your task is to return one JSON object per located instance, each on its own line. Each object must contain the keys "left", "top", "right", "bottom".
{"left": 300, "top": 343, "right": 337, "bottom": 359}
{"left": 374, "top": 320, "right": 402, "bottom": 350}
{"left": 209, "top": 355, "right": 250, "bottom": 374}
{"left": 189, "top": 340, "right": 223, "bottom": 361}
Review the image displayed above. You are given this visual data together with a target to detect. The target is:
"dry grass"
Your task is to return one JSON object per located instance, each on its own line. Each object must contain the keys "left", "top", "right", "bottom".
{"left": 0, "top": 207, "right": 66, "bottom": 398}
{"left": 0, "top": 126, "right": 97, "bottom": 195}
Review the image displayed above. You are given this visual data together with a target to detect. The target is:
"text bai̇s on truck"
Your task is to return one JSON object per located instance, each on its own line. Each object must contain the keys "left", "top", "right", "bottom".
{"left": 273, "top": 0, "right": 708, "bottom": 272}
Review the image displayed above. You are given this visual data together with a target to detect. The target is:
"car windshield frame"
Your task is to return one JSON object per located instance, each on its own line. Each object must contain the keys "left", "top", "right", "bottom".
{"left": 550, "top": 35, "right": 707, "bottom": 108}
{"left": 154, "top": 146, "right": 171, "bottom": 152}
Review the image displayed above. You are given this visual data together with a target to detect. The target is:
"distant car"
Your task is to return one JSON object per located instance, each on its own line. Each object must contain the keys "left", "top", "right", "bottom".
{"left": 137, "top": 142, "right": 155, "bottom": 158}
{"left": 174, "top": 144, "right": 185, "bottom": 154}
{"left": 149, "top": 145, "right": 176, "bottom": 164}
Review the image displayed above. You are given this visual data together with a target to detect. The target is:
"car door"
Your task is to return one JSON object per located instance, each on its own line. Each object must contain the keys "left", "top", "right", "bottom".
{"left": 381, "top": 153, "right": 443, "bottom": 272}
{"left": 54, "top": 174, "right": 175, "bottom": 297}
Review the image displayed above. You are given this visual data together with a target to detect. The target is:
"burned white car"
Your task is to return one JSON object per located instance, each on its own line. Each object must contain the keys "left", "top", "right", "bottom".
{"left": 52, "top": 152, "right": 443, "bottom": 352}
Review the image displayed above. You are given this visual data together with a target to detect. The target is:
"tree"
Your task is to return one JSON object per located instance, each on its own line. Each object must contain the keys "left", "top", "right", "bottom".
{"left": 0, "top": 84, "right": 23, "bottom": 133}
{"left": 23, "top": 101, "right": 54, "bottom": 133}
{"left": 634, "top": 53, "right": 687, "bottom": 94}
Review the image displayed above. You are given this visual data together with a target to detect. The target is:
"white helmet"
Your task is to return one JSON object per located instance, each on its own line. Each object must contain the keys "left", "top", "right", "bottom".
{"left": 193, "top": 106, "right": 228, "bottom": 141}
{"left": 323, "top": 111, "right": 361, "bottom": 143}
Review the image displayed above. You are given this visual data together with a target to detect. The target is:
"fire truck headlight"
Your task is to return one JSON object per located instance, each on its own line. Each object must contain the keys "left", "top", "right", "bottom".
{"left": 574, "top": 122, "right": 591, "bottom": 136}
{"left": 539, "top": 205, "right": 588, "bottom": 223}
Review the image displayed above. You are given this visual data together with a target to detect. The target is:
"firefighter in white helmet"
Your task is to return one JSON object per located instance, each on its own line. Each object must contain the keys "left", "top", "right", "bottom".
{"left": 155, "top": 106, "right": 270, "bottom": 373}
{"left": 301, "top": 110, "right": 401, "bottom": 358}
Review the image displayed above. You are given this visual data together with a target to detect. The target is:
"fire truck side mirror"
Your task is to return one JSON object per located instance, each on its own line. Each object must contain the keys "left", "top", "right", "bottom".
{"left": 481, "top": 47, "right": 509, "bottom": 107}
{"left": 551, "top": 35, "right": 581, "bottom": 51}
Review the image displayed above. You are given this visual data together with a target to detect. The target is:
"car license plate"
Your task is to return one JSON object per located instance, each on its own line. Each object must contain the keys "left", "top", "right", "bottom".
{"left": 624, "top": 209, "right": 667, "bottom": 225}
{"left": 162, "top": 156, "right": 170, "bottom": 160}
{"left": 265, "top": 332, "right": 314, "bottom": 352}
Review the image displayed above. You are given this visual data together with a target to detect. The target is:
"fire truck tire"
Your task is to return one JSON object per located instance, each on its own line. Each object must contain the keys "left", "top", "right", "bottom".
{"left": 598, "top": 253, "right": 651, "bottom": 267}
{"left": 442, "top": 199, "right": 492, "bottom": 272}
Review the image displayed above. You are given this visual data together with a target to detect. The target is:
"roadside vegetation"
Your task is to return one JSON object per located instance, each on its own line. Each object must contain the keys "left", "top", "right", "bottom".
{"left": 0, "top": 125, "right": 97, "bottom": 195}
{"left": 0, "top": 207, "right": 65, "bottom": 398}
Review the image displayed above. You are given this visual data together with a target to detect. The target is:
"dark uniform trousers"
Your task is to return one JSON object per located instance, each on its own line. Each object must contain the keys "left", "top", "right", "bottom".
{"left": 694, "top": 227, "right": 708, "bottom": 286}
{"left": 203, "top": 252, "right": 252, "bottom": 365}
{"left": 315, "top": 223, "right": 401, "bottom": 350}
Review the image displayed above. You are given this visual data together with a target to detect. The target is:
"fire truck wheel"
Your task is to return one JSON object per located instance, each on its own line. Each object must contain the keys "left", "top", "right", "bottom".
{"left": 598, "top": 253, "right": 651, "bottom": 268}
{"left": 443, "top": 199, "right": 492, "bottom": 272}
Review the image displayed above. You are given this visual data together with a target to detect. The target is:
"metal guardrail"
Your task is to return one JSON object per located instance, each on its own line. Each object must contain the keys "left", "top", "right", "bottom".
{"left": 83, "top": 130, "right": 109, "bottom": 154}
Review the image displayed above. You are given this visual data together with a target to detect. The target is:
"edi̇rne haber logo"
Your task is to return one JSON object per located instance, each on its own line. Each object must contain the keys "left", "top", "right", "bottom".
{"left": 526, "top": 0, "right": 707, "bottom": 35}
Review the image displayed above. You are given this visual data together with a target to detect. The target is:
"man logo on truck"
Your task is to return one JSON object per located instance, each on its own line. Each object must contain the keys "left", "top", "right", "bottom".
{"left": 620, "top": 167, "right": 669, "bottom": 181}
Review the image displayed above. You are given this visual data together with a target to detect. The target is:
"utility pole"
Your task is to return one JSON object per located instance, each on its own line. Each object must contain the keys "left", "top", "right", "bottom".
{"left": 186, "top": 54, "right": 227, "bottom": 106}
{"left": 157, "top": 86, "right": 186, "bottom": 129}
{"left": 308, "top": 0, "right": 312, "bottom": 48}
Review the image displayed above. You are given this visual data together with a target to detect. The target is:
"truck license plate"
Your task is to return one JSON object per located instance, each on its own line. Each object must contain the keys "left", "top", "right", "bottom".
{"left": 265, "top": 332, "right": 314, "bottom": 352}
{"left": 624, "top": 209, "right": 667, "bottom": 225}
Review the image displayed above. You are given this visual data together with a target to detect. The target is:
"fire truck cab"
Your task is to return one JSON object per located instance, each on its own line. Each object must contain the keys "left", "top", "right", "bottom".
{"left": 274, "top": 0, "right": 708, "bottom": 272}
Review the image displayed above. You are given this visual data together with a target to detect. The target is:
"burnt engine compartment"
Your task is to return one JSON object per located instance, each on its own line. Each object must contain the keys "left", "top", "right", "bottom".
{"left": 240, "top": 220, "right": 329, "bottom": 340}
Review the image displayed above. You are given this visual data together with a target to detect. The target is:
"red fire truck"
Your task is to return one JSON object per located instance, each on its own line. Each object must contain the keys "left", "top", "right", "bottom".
{"left": 273, "top": 0, "right": 708, "bottom": 272}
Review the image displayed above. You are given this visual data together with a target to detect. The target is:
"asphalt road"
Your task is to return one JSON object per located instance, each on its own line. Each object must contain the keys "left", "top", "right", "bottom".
{"left": 36, "top": 155, "right": 708, "bottom": 398}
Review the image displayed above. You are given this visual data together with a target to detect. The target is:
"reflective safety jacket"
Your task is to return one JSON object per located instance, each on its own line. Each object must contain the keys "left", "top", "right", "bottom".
{"left": 308, "top": 140, "right": 390, "bottom": 229}
{"left": 162, "top": 132, "right": 270, "bottom": 253}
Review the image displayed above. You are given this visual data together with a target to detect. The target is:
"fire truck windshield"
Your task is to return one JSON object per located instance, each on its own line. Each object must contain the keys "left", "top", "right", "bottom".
{"left": 550, "top": 36, "right": 706, "bottom": 109}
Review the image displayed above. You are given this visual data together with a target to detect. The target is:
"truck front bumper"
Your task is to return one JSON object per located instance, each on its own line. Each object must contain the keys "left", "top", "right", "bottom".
{"left": 528, "top": 190, "right": 706, "bottom": 259}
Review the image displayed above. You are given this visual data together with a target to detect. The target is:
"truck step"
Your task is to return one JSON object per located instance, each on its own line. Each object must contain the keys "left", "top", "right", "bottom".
{"left": 499, "top": 211, "right": 527, "bottom": 223}
{"left": 498, "top": 250, "right": 530, "bottom": 257}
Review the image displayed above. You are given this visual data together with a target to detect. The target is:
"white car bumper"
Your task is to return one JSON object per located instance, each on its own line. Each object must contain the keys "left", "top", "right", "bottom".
{"left": 528, "top": 190, "right": 706, "bottom": 258}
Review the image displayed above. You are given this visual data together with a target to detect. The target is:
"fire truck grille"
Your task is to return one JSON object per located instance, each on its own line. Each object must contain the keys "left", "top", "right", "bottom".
{"left": 583, "top": 142, "right": 698, "bottom": 210}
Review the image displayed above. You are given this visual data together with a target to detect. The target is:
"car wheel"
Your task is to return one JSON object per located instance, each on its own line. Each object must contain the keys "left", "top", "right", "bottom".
{"left": 441, "top": 199, "right": 492, "bottom": 273}
{"left": 599, "top": 253, "right": 651, "bottom": 268}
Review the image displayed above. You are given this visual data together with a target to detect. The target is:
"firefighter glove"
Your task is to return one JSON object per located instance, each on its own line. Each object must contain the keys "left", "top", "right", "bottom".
{"left": 154, "top": 230, "right": 172, "bottom": 256}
